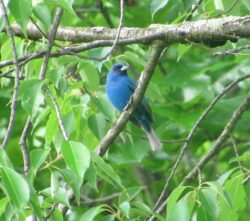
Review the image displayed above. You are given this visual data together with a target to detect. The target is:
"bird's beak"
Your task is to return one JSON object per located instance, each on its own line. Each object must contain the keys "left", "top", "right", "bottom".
{"left": 121, "top": 65, "right": 129, "bottom": 71}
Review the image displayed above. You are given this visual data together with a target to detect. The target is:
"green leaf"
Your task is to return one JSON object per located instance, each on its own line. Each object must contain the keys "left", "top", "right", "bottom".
{"left": 79, "top": 62, "right": 100, "bottom": 91}
{"left": 177, "top": 44, "right": 192, "bottom": 62}
{"left": 224, "top": 174, "right": 246, "bottom": 211}
{"left": 0, "top": 197, "right": 9, "bottom": 217}
{"left": 61, "top": 141, "right": 90, "bottom": 181}
{"left": 8, "top": 0, "right": 32, "bottom": 36}
{"left": 167, "top": 186, "right": 188, "bottom": 219}
{"left": 85, "top": 161, "right": 97, "bottom": 191}
{"left": 168, "top": 191, "right": 196, "bottom": 221}
{"left": 92, "top": 153, "right": 123, "bottom": 189}
{"left": 51, "top": 171, "right": 60, "bottom": 198}
{"left": 19, "top": 79, "right": 44, "bottom": 121}
{"left": 44, "top": 0, "right": 77, "bottom": 16}
{"left": 214, "top": 0, "right": 224, "bottom": 10}
{"left": 60, "top": 169, "right": 81, "bottom": 205}
{"left": 242, "top": 0, "right": 250, "bottom": 11}
{"left": 33, "top": 4, "right": 51, "bottom": 30}
{"left": 0, "top": 167, "right": 30, "bottom": 209}
{"left": 198, "top": 188, "right": 218, "bottom": 220}
{"left": 0, "top": 148, "right": 13, "bottom": 168}
{"left": 88, "top": 113, "right": 106, "bottom": 140}
{"left": 41, "top": 187, "right": 70, "bottom": 207}
{"left": 30, "top": 148, "right": 50, "bottom": 174}
{"left": 151, "top": 0, "right": 169, "bottom": 18}
{"left": 216, "top": 168, "right": 238, "bottom": 186}
{"left": 119, "top": 186, "right": 143, "bottom": 205}
{"left": 80, "top": 206, "right": 105, "bottom": 221}
{"left": 48, "top": 208, "right": 63, "bottom": 221}
{"left": 119, "top": 201, "right": 130, "bottom": 218}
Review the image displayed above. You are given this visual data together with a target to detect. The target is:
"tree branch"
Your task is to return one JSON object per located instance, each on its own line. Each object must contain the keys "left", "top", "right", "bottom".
{"left": 0, "top": 0, "right": 20, "bottom": 148}
{"left": 47, "top": 89, "right": 69, "bottom": 141}
{"left": 8, "top": 16, "right": 250, "bottom": 45}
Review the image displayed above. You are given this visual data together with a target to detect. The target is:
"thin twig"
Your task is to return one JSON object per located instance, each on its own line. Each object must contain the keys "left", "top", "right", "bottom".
{"left": 215, "top": 0, "right": 240, "bottom": 17}
{"left": 230, "top": 134, "right": 243, "bottom": 172}
{"left": 99, "top": 0, "right": 124, "bottom": 60}
{"left": 0, "top": 0, "right": 20, "bottom": 148}
{"left": 40, "top": 8, "right": 63, "bottom": 79}
{"left": 47, "top": 89, "right": 69, "bottom": 140}
{"left": 184, "top": 0, "right": 203, "bottom": 21}
{"left": 19, "top": 118, "right": 32, "bottom": 175}
{"left": 81, "top": 192, "right": 120, "bottom": 204}
{"left": 147, "top": 73, "right": 250, "bottom": 221}
{"left": 214, "top": 44, "right": 250, "bottom": 56}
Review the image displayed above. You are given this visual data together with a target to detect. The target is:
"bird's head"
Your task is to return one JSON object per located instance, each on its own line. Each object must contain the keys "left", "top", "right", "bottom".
{"left": 107, "top": 63, "right": 129, "bottom": 80}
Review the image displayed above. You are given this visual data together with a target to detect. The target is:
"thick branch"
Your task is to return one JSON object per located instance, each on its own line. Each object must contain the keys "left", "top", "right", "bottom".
{"left": 9, "top": 16, "right": 250, "bottom": 45}
{"left": 95, "top": 41, "right": 165, "bottom": 156}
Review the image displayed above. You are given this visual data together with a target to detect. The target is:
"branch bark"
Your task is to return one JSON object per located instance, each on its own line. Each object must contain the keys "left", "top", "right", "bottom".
{"left": 9, "top": 16, "right": 250, "bottom": 45}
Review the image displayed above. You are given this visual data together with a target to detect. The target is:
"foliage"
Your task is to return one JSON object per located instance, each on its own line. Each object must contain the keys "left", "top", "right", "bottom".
{"left": 0, "top": 0, "right": 250, "bottom": 220}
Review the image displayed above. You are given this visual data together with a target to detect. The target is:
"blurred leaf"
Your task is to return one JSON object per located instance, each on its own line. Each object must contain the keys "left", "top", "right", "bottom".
{"left": 79, "top": 63, "right": 100, "bottom": 91}
{"left": 51, "top": 171, "right": 60, "bottom": 198}
{"left": 0, "top": 197, "right": 8, "bottom": 217}
{"left": 61, "top": 141, "right": 90, "bottom": 181}
{"left": 167, "top": 186, "right": 188, "bottom": 219}
{"left": 177, "top": 44, "right": 192, "bottom": 62}
{"left": 168, "top": 191, "right": 196, "bottom": 221}
{"left": 30, "top": 148, "right": 50, "bottom": 174}
{"left": 119, "top": 201, "right": 130, "bottom": 218}
{"left": 85, "top": 161, "right": 97, "bottom": 191}
{"left": 80, "top": 206, "right": 105, "bottom": 221}
{"left": 19, "top": 79, "right": 44, "bottom": 121}
{"left": 0, "top": 148, "right": 13, "bottom": 168}
{"left": 41, "top": 187, "right": 70, "bottom": 207}
{"left": 242, "top": 0, "right": 250, "bottom": 11}
{"left": 198, "top": 188, "right": 218, "bottom": 220}
{"left": 214, "top": 0, "right": 224, "bottom": 10}
{"left": 92, "top": 153, "right": 123, "bottom": 189}
{"left": 48, "top": 208, "right": 63, "bottom": 221}
{"left": 223, "top": 174, "right": 246, "bottom": 211}
{"left": 151, "top": 0, "right": 169, "bottom": 18}
{"left": 8, "top": 0, "right": 32, "bottom": 35}
{"left": 88, "top": 113, "right": 106, "bottom": 140}
{"left": 0, "top": 167, "right": 30, "bottom": 209}
{"left": 44, "top": 0, "right": 77, "bottom": 16}
{"left": 33, "top": 3, "right": 51, "bottom": 30}
{"left": 60, "top": 169, "right": 81, "bottom": 205}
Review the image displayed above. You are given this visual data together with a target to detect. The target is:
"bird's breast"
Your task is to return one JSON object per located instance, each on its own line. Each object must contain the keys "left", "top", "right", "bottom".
{"left": 106, "top": 78, "right": 133, "bottom": 111}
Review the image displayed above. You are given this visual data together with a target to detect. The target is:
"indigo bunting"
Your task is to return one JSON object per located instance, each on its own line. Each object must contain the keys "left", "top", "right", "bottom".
{"left": 106, "top": 63, "right": 162, "bottom": 151}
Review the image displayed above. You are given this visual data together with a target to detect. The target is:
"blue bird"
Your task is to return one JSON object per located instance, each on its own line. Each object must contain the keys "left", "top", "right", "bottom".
{"left": 106, "top": 63, "right": 162, "bottom": 151}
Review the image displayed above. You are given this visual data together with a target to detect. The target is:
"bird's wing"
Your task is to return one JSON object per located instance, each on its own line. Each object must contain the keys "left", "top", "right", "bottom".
{"left": 127, "top": 78, "right": 153, "bottom": 123}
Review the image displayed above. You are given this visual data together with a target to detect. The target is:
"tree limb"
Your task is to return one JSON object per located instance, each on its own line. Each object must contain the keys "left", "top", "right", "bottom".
{"left": 8, "top": 16, "right": 250, "bottom": 45}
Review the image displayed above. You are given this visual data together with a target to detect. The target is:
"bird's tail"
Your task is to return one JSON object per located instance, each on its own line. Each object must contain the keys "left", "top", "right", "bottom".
{"left": 145, "top": 128, "right": 162, "bottom": 151}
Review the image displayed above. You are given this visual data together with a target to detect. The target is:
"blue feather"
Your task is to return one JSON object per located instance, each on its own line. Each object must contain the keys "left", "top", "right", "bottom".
{"left": 106, "top": 63, "right": 162, "bottom": 151}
